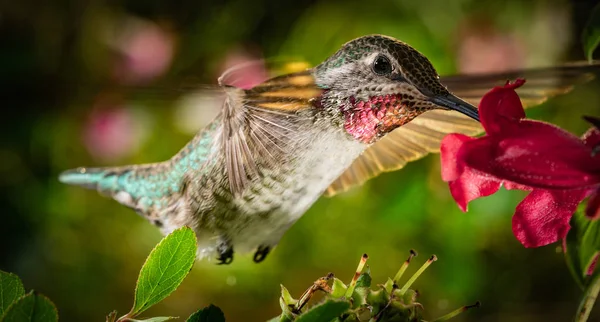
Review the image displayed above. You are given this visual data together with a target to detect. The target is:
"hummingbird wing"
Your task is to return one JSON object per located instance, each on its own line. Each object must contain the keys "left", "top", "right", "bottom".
{"left": 59, "top": 58, "right": 317, "bottom": 206}
{"left": 325, "top": 61, "right": 600, "bottom": 197}
{"left": 223, "top": 70, "right": 323, "bottom": 195}
{"left": 441, "top": 61, "right": 599, "bottom": 107}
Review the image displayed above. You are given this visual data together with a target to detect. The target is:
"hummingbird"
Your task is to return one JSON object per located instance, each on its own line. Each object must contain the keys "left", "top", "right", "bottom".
{"left": 59, "top": 34, "right": 599, "bottom": 264}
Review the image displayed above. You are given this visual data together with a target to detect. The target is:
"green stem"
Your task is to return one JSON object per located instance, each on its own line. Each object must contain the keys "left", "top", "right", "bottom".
{"left": 430, "top": 302, "right": 480, "bottom": 322}
{"left": 117, "top": 311, "right": 136, "bottom": 322}
{"left": 393, "top": 250, "right": 416, "bottom": 283}
{"left": 106, "top": 311, "right": 118, "bottom": 322}
{"left": 344, "top": 254, "right": 368, "bottom": 298}
{"left": 398, "top": 255, "right": 437, "bottom": 296}
{"left": 575, "top": 274, "right": 600, "bottom": 322}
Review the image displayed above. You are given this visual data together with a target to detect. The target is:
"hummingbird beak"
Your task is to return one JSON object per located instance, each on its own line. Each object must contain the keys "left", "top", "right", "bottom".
{"left": 429, "top": 94, "right": 480, "bottom": 121}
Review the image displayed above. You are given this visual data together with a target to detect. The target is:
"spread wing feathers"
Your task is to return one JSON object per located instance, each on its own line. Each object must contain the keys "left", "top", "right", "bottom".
{"left": 221, "top": 71, "right": 321, "bottom": 196}
{"left": 222, "top": 91, "right": 259, "bottom": 195}
{"left": 442, "top": 60, "right": 600, "bottom": 107}
{"left": 218, "top": 57, "right": 312, "bottom": 89}
{"left": 325, "top": 61, "right": 600, "bottom": 197}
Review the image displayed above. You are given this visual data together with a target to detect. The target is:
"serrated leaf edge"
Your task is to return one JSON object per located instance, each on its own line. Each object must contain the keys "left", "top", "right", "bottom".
{"left": 128, "top": 226, "right": 197, "bottom": 317}
{"left": 0, "top": 270, "right": 26, "bottom": 319}
{"left": 1, "top": 290, "right": 59, "bottom": 322}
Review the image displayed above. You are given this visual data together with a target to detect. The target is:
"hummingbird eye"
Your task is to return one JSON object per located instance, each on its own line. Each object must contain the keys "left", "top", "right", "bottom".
{"left": 372, "top": 55, "right": 393, "bottom": 76}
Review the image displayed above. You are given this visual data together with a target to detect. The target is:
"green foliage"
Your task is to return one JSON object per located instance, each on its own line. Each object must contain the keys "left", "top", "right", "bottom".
{"left": 186, "top": 304, "right": 225, "bottom": 322}
{"left": 128, "top": 227, "right": 197, "bottom": 317}
{"left": 269, "top": 252, "right": 479, "bottom": 322}
{"left": 576, "top": 274, "right": 600, "bottom": 322}
{"left": 1, "top": 291, "right": 58, "bottom": 322}
{"left": 583, "top": 3, "right": 600, "bottom": 61}
{"left": 565, "top": 209, "right": 600, "bottom": 289}
{"left": 0, "top": 271, "right": 57, "bottom": 322}
{"left": 354, "top": 268, "right": 371, "bottom": 289}
{"left": 295, "top": 300, "right": 350, "bottom": 322}
{"left": 330, "top": 278, "right": 348, "bottom": 298}
{"left": 129, "top": 317, "right": 179, "bottom": 322}
{"left": 0, "top": 271, "right": 25, "bottom": 317}
{"left": 1, "top": 228, "right": 204, "bottom": 322}
{"left": 565, "top": 209, "right": 600, "bottom": 322}
{"left": 104, "top": 226, "right": 199, "bottom": 322}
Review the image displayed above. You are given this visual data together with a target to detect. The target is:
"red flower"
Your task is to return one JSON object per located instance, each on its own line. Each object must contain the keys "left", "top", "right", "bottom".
{"left": 440, "top": 79, "right": 600, "bottom": 248}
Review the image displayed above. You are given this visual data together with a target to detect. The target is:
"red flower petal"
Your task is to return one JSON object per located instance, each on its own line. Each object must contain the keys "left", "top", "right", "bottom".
{"left": 512, "top": 189, "right": 588, "bottom": 248}
{"left": 503, "top": 181, "right": 533, "bottom": 191}
{"left": 441, "top": 134, "right": 502, "bottom": 211}
{"left": 440, "top": 78, "right": 600, "bottom": 248}
{"left": 478, "top": 79, "right": 526, "bottom": 135}
{"left": 462, "top": 120, "right": 600, "bottom": 189}
{"left": 447, "top": 166, "right": 502, "bottom": 212}
{"left": 440, "top": 133, "right": 473, "bottom": 182}
{"left": 583, "top": 127, "right": 600, "bottom": 149}
{"left": 585, "top": 189, "right": 600, "bottom": 219}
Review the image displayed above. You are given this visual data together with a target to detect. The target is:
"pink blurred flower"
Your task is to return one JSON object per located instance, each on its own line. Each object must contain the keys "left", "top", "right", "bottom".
{"left": 83, "top": 96, "right": 143, "bottom": 162}
{"left": 440, "top": 80, "right": 600, "bottom": 248}
{"left": 109, "top": 18, "right": 175, "bottom": 84}
{"left": 456, "top": 18, "right": 527, "bottom": 74}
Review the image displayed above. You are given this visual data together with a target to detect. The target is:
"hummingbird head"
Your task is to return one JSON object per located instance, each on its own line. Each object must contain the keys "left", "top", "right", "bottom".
{"left": 315, "top": 34, "right": 479, "bottom": 144}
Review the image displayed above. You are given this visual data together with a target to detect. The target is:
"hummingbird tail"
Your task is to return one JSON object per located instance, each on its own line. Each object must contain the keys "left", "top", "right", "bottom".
{"left": 59, "top": 167, "right": 112, "bottom": 190}
{"left": 59, "top": 166, "right": 138, "bottom": 209}
{"left": 59, "top": 163, "right": 170, "bottom": 210}
{"left": 59, "top": 165, "right": 142, "bottom": 198}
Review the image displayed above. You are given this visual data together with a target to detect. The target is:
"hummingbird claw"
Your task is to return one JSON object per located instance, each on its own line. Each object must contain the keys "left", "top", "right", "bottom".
{"left": 217, "top": 256, "right": 233, "bottom": 265}
{"left": 253, "top": 245, "right": 271, "bottom": 263}
{"left": 216, "top": 239, "right": 234, "bottom": 265}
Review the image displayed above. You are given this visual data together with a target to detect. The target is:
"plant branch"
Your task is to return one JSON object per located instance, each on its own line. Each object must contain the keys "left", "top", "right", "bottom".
{"left": 575, "top": 274, "right": 600, "bottom": 322}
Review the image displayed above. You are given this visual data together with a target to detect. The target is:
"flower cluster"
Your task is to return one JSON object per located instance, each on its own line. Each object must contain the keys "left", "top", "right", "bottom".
{"left": 440, "top": 80, "right": 600, "bottom": 248}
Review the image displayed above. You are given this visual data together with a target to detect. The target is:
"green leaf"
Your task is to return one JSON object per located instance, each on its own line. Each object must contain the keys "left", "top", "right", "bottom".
{"left": 1, "top": 291, "right": 58, "bottom": 322}
{"left": 401, "top": 289, "right": 418, "bottom": 306}
{"left": 366, "top": 288, "right": 388, "bottom": 313}
{"left": 129, "top": 227, "right": 197, "bottom": 316}
{"left": 280, "top": 285, "right": 297, "bottom": 306}
{"left": 355, "top": 266, "right": 371, "bottom": 288}
{"left": 351, "top": 287, "right": 369, "bottom": 308}
{"left": 330, "top": 278, "right": 347, "bottom": 298}
{"left": 278, "top": 296, "right": 295, "bottom": 322}
{"left": 265, "top": 317, "right": 281, "bottom": 322}
{"left": 566, "top": 212, "right": 590, "bottom": 288}
{"left": 186, "top": 304, "right": 225, "bottom": 322}
{"left": 583, "top": 3, "right": 600, "bottom": 61}
{"left": 0, "top": 271, "right": 25, "bottom": 317}
{"left": 565, "top": 210, "right": 600, "bottom": 289}
{"left": 581, "top": 219, "right": 600, "bottom": 273}
{"left": 130, "top": 317, "right": 178, "bottom": 322}
{"left": 295, "top": 299, "right": 350, "bottom": 322}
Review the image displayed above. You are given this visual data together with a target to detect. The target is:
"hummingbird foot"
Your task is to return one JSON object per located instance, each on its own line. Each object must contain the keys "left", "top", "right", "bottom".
{"left": 253, "top": 245, "right": 271, "bottom": 263}
{"left": 216, "top": 239, "right": 234, "bottom": 265}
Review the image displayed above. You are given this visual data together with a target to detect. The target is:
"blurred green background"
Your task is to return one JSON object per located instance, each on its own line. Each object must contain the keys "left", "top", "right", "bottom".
{"left": 2, "top": 0, "right": 600, "bottom": 321}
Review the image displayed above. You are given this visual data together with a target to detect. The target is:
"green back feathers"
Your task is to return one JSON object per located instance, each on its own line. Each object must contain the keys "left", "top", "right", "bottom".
{"left": 59, "top": 119, "right": 221, "bottom": 213}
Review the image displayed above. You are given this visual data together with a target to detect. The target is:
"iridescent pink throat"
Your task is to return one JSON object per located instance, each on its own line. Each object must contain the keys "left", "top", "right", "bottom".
{"left": 343, "top": 94, "right": 419, "bottom": 144}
